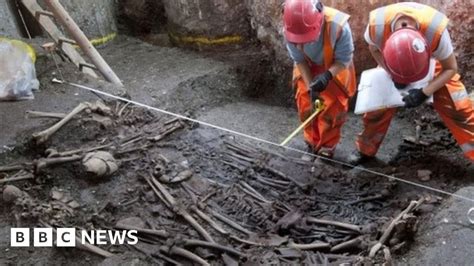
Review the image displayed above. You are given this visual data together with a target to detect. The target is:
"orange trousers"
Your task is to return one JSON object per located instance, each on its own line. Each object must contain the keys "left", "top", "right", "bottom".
{"left": 356, "top": 68, "right": 474, "bottom": 161}
{"left": 294, "top": 75, "right": 350, "bottom": 153}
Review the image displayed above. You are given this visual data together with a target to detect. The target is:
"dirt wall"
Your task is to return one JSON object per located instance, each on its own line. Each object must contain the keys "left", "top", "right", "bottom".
{"left": 117, "top": 0, "right": 166, "bottom": 36}
{"left": 248, "top": 0, "right": 474, "bottom": 85}
{"left": 161, "top": 0, "right": 251, "bottom": 49}
{"left": 0, "top": 1, "right": 21, "bottom": 38}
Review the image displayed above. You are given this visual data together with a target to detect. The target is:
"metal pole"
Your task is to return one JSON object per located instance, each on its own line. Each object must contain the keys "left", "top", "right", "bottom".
{"left": 43, "top": 0, "right": 123, "bottom": 86}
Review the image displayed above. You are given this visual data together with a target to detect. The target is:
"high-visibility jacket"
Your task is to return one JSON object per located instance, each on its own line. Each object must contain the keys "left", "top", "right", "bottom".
{"left": 368, "top": 2, "right": 448, "bottom": 52}
{"left": 291, "top": 7, "right": 356, "bottom": 152}
{"left": 293, "top": 7, "right": 356, "bottom": 99}
{"left": 367, "top": 2, "right": 470, "bottom": 111}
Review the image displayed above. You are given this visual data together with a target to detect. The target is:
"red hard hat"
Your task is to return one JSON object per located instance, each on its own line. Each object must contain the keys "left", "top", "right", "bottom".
{"left": 283, "top": 0, "right": 324, "bottom": 44}
{"left": 383, "top": 28, "right": 431, "bottom": 84}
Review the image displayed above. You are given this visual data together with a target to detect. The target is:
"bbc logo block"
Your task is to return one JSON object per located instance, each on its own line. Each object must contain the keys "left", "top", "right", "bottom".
{"left": 33, "top": 228, "right": 53, "bottom": 247}
{"left": 57, "top": 228, "right": 76, "bottom": 247}
{"left": 11, "top": 228, "right": 76, "bottom": 247}
{"left": 11, "top": 228, "right": 30, "bottom": 247}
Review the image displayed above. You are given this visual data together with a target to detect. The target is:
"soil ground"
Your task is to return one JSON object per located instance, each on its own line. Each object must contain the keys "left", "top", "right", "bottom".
{"left": 1, "top": 36, "right": 473, "bottom": 265}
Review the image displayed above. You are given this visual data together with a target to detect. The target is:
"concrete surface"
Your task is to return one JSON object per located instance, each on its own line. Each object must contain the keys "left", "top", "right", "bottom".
{"left": 398, "top": 186, "right": 474, "bottom": 265}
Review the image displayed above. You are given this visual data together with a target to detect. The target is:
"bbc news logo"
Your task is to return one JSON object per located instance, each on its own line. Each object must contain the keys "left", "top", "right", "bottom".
{"left": 11, "top": 228, "right": 138, "bottom": 247}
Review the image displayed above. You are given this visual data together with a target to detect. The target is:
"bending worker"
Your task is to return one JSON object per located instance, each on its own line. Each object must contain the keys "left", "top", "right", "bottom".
{"left": 283, "top": 0, "right": 356, "bottom": 158}
{"left": 351, "top": 2, "right": 474, "bottom": 164}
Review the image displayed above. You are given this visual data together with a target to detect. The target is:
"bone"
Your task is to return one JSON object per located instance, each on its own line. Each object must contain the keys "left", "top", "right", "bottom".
{"left": 33, "top": 103, "right": 89, "bottom": 144}
{"left": 239, "top": 181, "right": 272, "bottom": 204}
{"left": 32, "top": 101, "right": 112, "bottom": 144}
{"left": 254, "top": 175, "right": 289, "bottom": 189}
{"left": 347, "top": 194, "right": 385, "bottom": 205}
{"left": 46, "top": 144, "right": 112, "bottom": 158}
{"left": 143, "top": 175, "right": 171, "bottom": 209}
{"left": 118, "top": 102, "right": 131, "bottom": 117}
{"left": 35, "top": 155, "right": 83, "bottom": 173}
{"left": 330, "top": 236, "right": 367, "bottom": 253}
{"left": 147, "top": 175, "right": 215, "bottom": 243}
{"left": 369, "top": 199, "right": 424, "bottom": 258}
{"left": 131, "top": 245, "right": 177, "bottom": 265}
{"left": 115, "top": 144, "right": 150, "bottom": 156}
{"left": 415, "top": 125, "right": 422, "bottom": 142}
{"left": 225, "top": 151, "right": 256, "bottom": 164}
{"left": 0, "top": 171, "right": 34, "bottom": 184}
{"left": 120, "top": 135, "right": 144, "bottom": 148}
{"left": 384, "top": 246, "right": 393, "bottom": 266}
{"left": 161, "top": 246, "right": 210, "bottom": 266}
{"left": 2, "top": 185, "right": 25, "bottom": 203}
{"left": 403, "top": 136, "right": 430, "bottom": 146}
{"left": 210, "top": 209, "right": 254, "bottom": 236}
{"left": 149, "top": 122, "right": 184, "bottom": 142}
{"left": 260, "top": 165, "right": 307, "bottom": 189}
{"left": 224, "top": 141, "right": 258, "bottom": 157}
{"left": 287, "top": 240, "right": 331, "bottom": 251}
{"left": 306, "top": 217, "right": 363, "bottom": 234}
{"left": 26, "top": 110, "right": 66, "bottom": 119}
{"left": 82, "top": 151, "right": 118, "bottom": 177}
{"left": 221, "top": 160, "right": 246, "bottom": 172}
{"left": 191, "top": 206, "right": 229, "bottom": 236}
{"left": 183, "top": 239, "right": 243, "bottom": 258}
{"left": 76, "top": 235, "right": 114, "bottom": 258}
{"left": 0, "top": 163, "right": 32, "bottom": 173}
{"left": 159, "top": 170, "right": 193, "bottom": 184}
{"left": 1, "top": 155, "right": 83, "bottom": 174}
{"left": 229, "top": 236, "right": 271, "bottom": 247}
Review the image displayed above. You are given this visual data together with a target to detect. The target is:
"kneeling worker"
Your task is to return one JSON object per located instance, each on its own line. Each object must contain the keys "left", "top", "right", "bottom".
{"left": 351, "top": 2, "right": 474, "bottom": 164}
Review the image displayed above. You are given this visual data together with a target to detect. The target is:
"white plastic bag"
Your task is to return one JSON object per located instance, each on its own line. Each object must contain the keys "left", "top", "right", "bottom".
{"left": 354, "top": 60, "right": 436, "bottom": 115}
{"left": 0, "top": 39, "right": 39, "bottom": 101}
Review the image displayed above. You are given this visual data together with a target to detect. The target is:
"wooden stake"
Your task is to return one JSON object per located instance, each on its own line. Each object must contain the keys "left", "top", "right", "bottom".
{"left": 43, "top": 0, "right": 123, "bottom": 86}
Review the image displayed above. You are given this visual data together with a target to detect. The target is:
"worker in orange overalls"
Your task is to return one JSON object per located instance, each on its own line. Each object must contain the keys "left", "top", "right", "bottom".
{"left": 350, "top": 2, "right": 474, "bottom": 164}
{"left": 283, "top": 0, "right": 356, "bottom": 158}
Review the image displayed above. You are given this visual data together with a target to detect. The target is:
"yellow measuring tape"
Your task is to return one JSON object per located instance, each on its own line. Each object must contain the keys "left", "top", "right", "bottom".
{"left": 280, "top": 100, "right": 325, "bottom": 146}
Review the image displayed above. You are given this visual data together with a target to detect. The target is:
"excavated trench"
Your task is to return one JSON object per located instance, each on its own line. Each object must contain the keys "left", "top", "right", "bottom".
{"left": 0, "top": 35, "right": 473, "bottom": 265}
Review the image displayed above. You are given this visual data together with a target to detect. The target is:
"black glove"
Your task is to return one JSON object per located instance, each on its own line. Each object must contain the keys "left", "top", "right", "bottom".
{"left": 394, "top": 81, "right": 408, "bottom": 90}
{"left": 403, "top": 89, "right": 429, "bottom": 108}
{"left": 309, "top": 71, "right": 333, "bottom": 102}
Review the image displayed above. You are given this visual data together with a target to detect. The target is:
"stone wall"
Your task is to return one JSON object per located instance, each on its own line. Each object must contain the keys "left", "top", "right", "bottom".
{"left": 36, "top": 0, "right": 117, "bottom": 40}
{"left": 0, "top": 1, "right": 21, "bottom": 38}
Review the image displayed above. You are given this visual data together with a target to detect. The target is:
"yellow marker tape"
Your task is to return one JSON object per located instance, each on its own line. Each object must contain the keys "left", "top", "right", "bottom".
{"left": 169, "top": 32, "right": 242, "bottom": 46}
{"left": 87, "top": 32, "right": 117, "bottom": 47}
{"left": 0, "top": 37, "right": 36, "bottom": 63}
{"left": 280, "top": 100, "right": 325, "bottom": 146}
{"left": 72, "top": 32, "right": 117, "bottom": 48}
{"left": 0, "top": 32, "right": 116, "bottom": 63}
